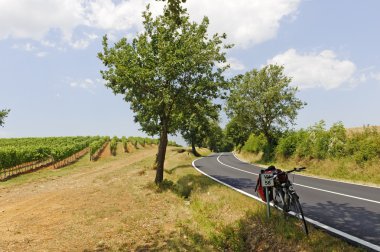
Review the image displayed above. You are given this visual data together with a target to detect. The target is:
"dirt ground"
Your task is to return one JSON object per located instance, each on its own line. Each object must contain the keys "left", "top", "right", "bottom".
{"left": 0, "top": 145, "right": 177, "bottom": 251}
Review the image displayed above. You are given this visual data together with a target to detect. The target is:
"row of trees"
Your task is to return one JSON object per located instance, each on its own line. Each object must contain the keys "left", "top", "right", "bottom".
{"left": 99, "top": 1, "right": 304, "bottom": 183}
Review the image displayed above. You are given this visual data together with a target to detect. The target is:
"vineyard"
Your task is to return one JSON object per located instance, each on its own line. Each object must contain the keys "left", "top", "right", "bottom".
{"left": 0, "top": 136, "right": 177, "bottom": 180}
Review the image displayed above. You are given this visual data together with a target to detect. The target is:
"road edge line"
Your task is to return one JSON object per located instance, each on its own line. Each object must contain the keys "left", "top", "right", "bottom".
{"left": 222, "top": 153, "right": 380, "bottom": 204}
{"left": 231, "top": 152, "right": 380, "bottom": 189}
{"left": 192, "top": 156, "right": 380, "bottom": 252}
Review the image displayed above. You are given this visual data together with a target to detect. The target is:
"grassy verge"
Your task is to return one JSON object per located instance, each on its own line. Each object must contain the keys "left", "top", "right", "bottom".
{"left": 236, "top": 151, "right": 380, "bottom": 186}
{"left": 149, "top": 148, "right": 363, "bottom": 252}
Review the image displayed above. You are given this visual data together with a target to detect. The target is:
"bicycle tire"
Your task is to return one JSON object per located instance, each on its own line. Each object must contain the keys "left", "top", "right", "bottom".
{"left": 272, "top": 188, "right": 284, "bottom": 208}
{"left": 289, "top": 194, "right": 309, "bottom": 235}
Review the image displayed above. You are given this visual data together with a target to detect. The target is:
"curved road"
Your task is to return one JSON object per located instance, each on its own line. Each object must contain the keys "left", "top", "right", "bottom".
{"left": 193, "top": 153, "right": 380, "bottom": 251}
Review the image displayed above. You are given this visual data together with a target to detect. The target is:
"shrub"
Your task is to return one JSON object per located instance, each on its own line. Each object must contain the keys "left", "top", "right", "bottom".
{"left": 121, "top": 136, "right": 128, "bottom": 152}
{"left": 275, "top": 131, "right": 299, "bottom": 158}
{"left": 327, "top": 122, "right": 347, "bottom": 158}
{"left": 110, "top": 136, "right": 118, "bottom": 156}
{"left": 294, "top": 130, "right": 312, "bottom": 158}
{"left": 346, "top": 126, "right": 380, "bottom": 164}
{"left": 243, "top": 133, "right": 268, "bottom": 154}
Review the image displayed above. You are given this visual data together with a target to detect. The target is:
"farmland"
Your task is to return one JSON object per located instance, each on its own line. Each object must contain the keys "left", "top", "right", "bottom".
{"left": 0, "top": 136, "right": 164, "bottom": 180}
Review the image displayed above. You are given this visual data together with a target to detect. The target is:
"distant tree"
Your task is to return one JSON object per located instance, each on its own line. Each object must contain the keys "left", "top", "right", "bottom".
{"left": 98, "top": 4, "right": 230, "bottom": 184}
{"left": 0, "top": 109, "right": 10, "bottom": 127}
{"left": 225, "top": 116, "right": 250, "bottom": 152}
{"left": 206, "top": 121, "right": 234, "bottom": 153}
{"left": 227, "top": 64, "right": 305, "bottom": 155}
{"left": 180, "top": 102, "right": 219, "bottom": 157}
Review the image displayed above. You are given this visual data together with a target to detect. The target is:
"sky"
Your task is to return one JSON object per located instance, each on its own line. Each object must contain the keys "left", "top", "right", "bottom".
{"left": 1, "top": 0, "right": 380, "bottom": 145}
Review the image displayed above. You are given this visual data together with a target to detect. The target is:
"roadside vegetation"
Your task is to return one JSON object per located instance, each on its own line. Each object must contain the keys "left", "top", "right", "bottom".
{"left": 0, "top": 146, "right": 363, "bottom": 251}
{"left": 237, "top": 122, "right": 380, "bottom": 185}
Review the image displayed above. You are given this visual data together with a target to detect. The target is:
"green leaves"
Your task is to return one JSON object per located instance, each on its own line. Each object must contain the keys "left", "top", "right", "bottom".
{"left": 0, "top": 109, "right": 10, "bottom": 127}
{"left": 98, "top": 5, "right": 229, "bottom": 137}
{"left": 227, "top": 64, "right": 306, "bottom": 147}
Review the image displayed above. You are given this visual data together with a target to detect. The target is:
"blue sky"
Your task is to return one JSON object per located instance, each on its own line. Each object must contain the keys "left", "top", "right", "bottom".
{"left": 1, "top": 0, "right": 380, "bottom": 145}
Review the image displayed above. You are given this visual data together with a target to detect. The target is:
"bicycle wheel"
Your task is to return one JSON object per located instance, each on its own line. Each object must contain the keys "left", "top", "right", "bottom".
{"left": 289, "top": 194, "right": 309, "bottom": 235}
{"left": 273, "top": 188, "right": 287, "bottom": 212}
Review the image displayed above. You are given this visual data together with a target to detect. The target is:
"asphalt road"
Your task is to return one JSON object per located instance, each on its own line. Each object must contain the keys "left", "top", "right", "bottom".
{"left": 193, "top": 152, "right": 380, "bottom": 251}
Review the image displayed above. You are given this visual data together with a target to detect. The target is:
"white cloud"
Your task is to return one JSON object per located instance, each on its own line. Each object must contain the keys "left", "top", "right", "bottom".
{"left": 217, "top": 57, "right": 245, "bottom": 71}
{"left": 12, "top": 42, "right": 49, "bottom": 57}
{"left": 12, "top": 43, "right": 37, "bottom": 52}
{"left": 228, "top": 58, "right": 246, "bottom": 71}
{"left": 35, "top": 51, "right": 48, "bottom": 58}
{"left": 69, "top": 78, "right": 104, "bottom": 93}
{"left": 267, "top": 49, "right": 357, "bottom": 90}
{"left": 69, "top": 32, "right": 99, "bottom": 49}
{"left": 185, "top": 0, "right": 301, "bottom": 48}
{"left": 85, "top": 0, "right": 147, "bottom": 31}
{"left": 370, "top": 72, "right": 380, "bottom": 81}
{"left": 0, "top": 0, "right": 85, "bottom": 41}
{"left": 0, "top": 0, "right": 300, "bottom": 49}
{"left": 41, "top": 40, "right": 56, "bottom": 48}
{"left": 70, "top": 78, "right": 95, "bottom": 89}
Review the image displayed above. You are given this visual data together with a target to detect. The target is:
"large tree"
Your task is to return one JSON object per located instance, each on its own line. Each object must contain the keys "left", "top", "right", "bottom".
{"left": 98, "top": 4, "right": 230, "bottom": 183}
{"left": 227, "top": 64, "right": 305, "bottom": 151}
{"left": 0, "top": 109, "right": 10, "bottom": 127}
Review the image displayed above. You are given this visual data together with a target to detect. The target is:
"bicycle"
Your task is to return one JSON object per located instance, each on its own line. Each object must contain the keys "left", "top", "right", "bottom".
{"left": 271, "top": 167, "right": 309, "bottom": 235}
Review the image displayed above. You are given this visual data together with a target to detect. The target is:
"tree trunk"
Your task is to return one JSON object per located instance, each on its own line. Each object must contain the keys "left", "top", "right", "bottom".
{"left": 155, "top": 125, "right": 168, "bottom": 184}
{"left": 263, "top": 131, "right": 276, "bottom": 161}
{"left": 191, "top": 138, "right": 201, "bottom": 157}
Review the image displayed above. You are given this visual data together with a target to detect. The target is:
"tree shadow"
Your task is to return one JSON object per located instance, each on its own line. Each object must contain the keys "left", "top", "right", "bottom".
{"left": 303, "top": 200, "right": 380, "bottom": 246}
{"left": 158, "top": 173, "right": 217, "bottom": 199}
{"left": 165, "top": 164, "right": 192, "bottom": 175}
{"left": 212, "top": 175, "right": 256, "bottom": 191}
{"left": 132, "top": 228, "right": 209, "bottom": 252}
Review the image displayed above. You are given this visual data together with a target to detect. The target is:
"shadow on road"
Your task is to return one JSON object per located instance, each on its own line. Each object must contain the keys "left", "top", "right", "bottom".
{"left": 303, "top": 200, "right": 380, "bottom": 245}
{"left": 212, "top": 175, "right": 256, "bottom": 191}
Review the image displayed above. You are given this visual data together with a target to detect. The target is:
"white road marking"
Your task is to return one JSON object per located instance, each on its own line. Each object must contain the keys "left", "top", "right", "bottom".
{"left": 232, "top": 152, "right": 380, "bottom": 189}
{"left": 217, "top": 153, "right": 380, "bottom": 205}
{"left": 193, "top": 156, "right": 380, "bottom": 252}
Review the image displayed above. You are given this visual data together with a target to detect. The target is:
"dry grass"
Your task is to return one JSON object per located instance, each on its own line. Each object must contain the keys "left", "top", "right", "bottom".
{"left": 346, "top": 125, "right": 380, "bottom": 135}
{"left": 0, "top": 146, "right": 364, "bottom": 251}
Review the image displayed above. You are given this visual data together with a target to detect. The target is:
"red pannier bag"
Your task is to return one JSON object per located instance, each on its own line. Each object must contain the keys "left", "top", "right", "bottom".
{"left": 255, "top": 165, "right": 276, "bottom": 202}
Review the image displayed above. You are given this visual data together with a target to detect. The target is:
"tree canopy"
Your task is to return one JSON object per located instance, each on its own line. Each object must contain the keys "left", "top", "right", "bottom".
{"left": 227, "top": 64, "right": 306, "bottom": 151}
{"left": 98, "top": 4, "right": 230, "bottom": 183}
{"left": 157, "top": 0, "right": 186, "bottom": 24}
{"left": 0, "top": 109, "right": 10, "bottom": 127}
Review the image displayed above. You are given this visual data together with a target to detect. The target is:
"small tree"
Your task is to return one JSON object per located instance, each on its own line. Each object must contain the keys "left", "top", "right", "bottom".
{"left": 227, "top": 64, "right": 305, "bottom": 156}
{"left": 180, "top": 102, "right": 219, "bottom": 157}
{"left": 98, "top": 4, "right": 230, "bottom": 183}
{"left": 0, "top": 109, "right": 10, "bottom": 127}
